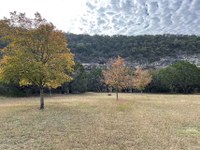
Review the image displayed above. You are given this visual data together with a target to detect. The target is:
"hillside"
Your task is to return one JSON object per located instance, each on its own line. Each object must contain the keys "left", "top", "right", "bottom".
{"left": 67, "top": 34, "right": 200, "bottom": 68}
{"left": 1, "top": 34, "right": 200, "bottom": 68}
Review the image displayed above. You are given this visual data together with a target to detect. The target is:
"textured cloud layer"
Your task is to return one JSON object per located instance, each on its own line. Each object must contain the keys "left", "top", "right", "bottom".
{"left": 70, "top": 0, "right": 200, "bottom": 35}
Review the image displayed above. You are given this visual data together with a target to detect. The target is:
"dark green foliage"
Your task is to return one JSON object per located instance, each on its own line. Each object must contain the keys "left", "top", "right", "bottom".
{"left": 0, "top": 40, "right": 6, "bottom": 58}
{"left": 87, "top": 67, "right": 105, "bottom": 92}
{"left": 68, "top": 63, "right": 88, "bottom": 93}
{"left": 0, "top": 40, "right": 6, "bottom": 49}
{"left": 0, "top": 83, "right": 39, "bottom": 97}
{"left": 66, "top": 34, "right": 200, "bottom": 63}
{"left": 147, "top": 71, "right": 171, "bottom": 93}
{"left": 152, "top": 61, "right": 200, "bottom": 93}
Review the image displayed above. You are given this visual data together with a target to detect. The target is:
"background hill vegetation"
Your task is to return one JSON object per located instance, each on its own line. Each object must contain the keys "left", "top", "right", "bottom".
{"left": 66, "top": 34, "right": 200, "bottom": 64}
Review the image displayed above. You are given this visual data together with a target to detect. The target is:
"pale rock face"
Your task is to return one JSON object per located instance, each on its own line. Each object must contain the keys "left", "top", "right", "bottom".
{"left": 127, "top": 54, "right": 200, "bottom": 69}
{"left": 70, "top": 0, "right": 200, "bottom": 36}
{"left": 82, "top": 54, "right": 200, "bottom": 69}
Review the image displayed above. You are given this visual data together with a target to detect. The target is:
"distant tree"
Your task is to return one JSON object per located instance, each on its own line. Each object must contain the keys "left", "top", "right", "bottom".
{"left": 147, "top": 70, "right": 170, "bottom": 93}
{"left": 132, "top": 67, "right": 152, "bottom": 93}
{"left": 155, "top": 61, "right": 200, "bottom": 93}
{"left": 69, "top": 63, "right": 88, "bottom": 93}
{"left": 103, "top": 56, "right": 129, "bottom": 100}
{"left": 0, "top": 12, "right": 74, "bottom": 109}
{"left": 87, "top": 67, "right": 105, "bottom": 92}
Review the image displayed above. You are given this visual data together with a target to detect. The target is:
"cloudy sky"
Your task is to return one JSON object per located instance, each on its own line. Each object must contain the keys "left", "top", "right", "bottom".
{"left": 1, "top": 0, "right": 200, "bottom": 35}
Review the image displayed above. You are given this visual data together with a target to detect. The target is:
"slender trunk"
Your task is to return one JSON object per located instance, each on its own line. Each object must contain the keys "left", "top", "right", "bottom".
{"left": 116, "top": 89, "right": 119, "bottom": 100}
{"left": 40, "top": 88, "right": 44, "bottom": 110}
{"left": 116, "top": 92, "right": 119, "bottom": 100}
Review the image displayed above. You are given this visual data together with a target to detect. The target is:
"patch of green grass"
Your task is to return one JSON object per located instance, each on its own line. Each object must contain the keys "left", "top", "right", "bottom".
{"left": 0, "top": 93, "right": 200, "bottom": 149}
{"left": 178, "top": 126, "right": 200, "bottom": 136}
{"left": 182, "top": 127, "right": 200, "bottom": 135}
{"left": 116, "top": 103, "right": 130, "bottom": 112}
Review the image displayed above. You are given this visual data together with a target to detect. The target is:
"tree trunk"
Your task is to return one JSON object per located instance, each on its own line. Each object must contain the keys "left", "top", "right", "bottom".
{"left": 40, "top": 88, "right": 44, "bottom": 110}
{"left": 116, "top": 90, "right": 119, "bottom": 100}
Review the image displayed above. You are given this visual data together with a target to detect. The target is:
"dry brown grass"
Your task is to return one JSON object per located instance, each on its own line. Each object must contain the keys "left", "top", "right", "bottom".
{"left": 0, "top": 93, "right": 200, "bottom": 150}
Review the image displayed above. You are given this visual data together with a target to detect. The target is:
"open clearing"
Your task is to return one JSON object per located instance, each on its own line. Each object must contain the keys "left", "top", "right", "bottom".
{"left": 0, "top": 93, "right": 200, "bottom": 150}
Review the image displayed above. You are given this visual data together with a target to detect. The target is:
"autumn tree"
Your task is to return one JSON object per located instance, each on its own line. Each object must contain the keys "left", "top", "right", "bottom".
{"left": 132, "top": 67, "right": 152, "bottom": 93}
{"left": 103, "top": 56, "right": 129, "bottom": 100}
{"left": 0, "top": 12, "right": 74, "bottom": 109}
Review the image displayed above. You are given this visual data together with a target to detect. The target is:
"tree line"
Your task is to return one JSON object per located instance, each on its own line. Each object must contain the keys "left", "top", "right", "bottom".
{"left": 55, "top": 59, "right": 200, "bottom": 96}
{"left": 0, "top": 58, "right": 199, "bottom": 97}
{"left": 66, "top": 33, "right": 200, "bottom": 64}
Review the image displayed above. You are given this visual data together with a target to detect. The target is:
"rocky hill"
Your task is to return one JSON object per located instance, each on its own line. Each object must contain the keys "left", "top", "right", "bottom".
{"left": 1, "top": 34, "right": 200, "bottom": 69}
{"left": 66, "top": 34, "right": 200, "bottom": 68}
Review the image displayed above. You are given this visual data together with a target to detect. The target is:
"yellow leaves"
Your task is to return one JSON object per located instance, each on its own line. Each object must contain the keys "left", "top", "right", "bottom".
{"left": 1, "top": 55, "right": 10, "bottom": 64}
{"left": 0, "top": 55, "right": 21, "bottom": 83}
{"left": 0, "top": 68, "right": 4, "bottom": 81}
{"left": 0, "top": 12, "right": 75, "bottom": 89}
{"left": 19, "top": 79, "right": 31, "bottom": 86}
{"left": 45, "top": 72, "right": 72, "bottom": 89}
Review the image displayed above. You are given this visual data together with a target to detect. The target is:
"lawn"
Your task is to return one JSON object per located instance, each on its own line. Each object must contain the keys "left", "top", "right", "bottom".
{"left": 0, "top": 93, "right": 199, "bottom": 150}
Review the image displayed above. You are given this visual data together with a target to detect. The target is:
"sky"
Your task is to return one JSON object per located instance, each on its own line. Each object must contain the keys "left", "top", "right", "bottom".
{"left": 1, "top": 0, "right": 200, "bottom": 35}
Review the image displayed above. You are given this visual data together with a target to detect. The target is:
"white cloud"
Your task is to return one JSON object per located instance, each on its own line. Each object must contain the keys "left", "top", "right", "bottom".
{"left": 0, "top": 0, "right": 200, "bottom": 35}
{"left": 0, "top": 0, "right": 86, "bottom": 32}
{"left": 71, "top": 0, "right": 200, "bottom": 35}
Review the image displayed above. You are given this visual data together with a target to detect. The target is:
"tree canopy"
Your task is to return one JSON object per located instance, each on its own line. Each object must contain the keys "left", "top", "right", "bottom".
{"left": 154, "top": 61, "right": 200, "bottom": 93}
{"left": 132, "top": 67, "right": 152, "bottom": 93}
{"left": 103, "top": 56, "right": 129, "bottom": 100}
{"left": 0, "top": 12, "right": 74, "bottom": 109}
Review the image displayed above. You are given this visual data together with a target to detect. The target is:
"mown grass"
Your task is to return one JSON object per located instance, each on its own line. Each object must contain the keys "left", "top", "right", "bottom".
{"left": 0, "top": 93, "right": 200, "bottom": 150}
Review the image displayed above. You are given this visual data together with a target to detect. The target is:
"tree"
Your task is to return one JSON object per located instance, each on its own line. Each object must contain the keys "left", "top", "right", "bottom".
{"left": 87, "top": 67, "right": 105, "bottom": 92}
{"left": 103, "top": 56, "right": 129, "bottom": 100}
{"left": 155, "top": 61, "right": 200, "bottom": 93}
{"left": 147, "top": 70, "right": 170, "bottom": 93}
{"left": 132, "top": 67, "right": 152, "bottom": 93}
{"left": 0, "top": 12, "right": 74, "bottom": 109}
{"left": 69, "top": 63, "right": 88, "bottom": 93}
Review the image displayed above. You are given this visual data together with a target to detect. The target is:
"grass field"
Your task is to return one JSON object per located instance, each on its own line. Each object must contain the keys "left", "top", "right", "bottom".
{"left": 0, "top": 93, "right": 200, "bottom": 150}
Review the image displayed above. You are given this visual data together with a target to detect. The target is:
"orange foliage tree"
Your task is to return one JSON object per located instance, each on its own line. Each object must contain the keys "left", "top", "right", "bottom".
{"left": 132, "top": 67, "right": 152, "bottom": 93}
{"left": 103, "top": 56, "right": 129, "bottom": 100}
